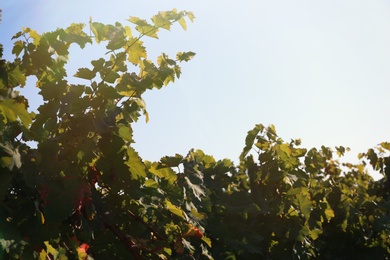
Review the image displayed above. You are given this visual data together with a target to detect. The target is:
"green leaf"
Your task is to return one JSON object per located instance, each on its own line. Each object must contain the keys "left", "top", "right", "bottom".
{"left": 91, "top": 58, "right": 105, "bottom": 71}
{"left": 380, "top": 142, "right": 390, "bottom": 151}
{"left": 12, "top": 41, "right": 24, "bottom": 57}
{"left": 309, "top": 228, "right": 322, "bottom": 240}
{"left": 117, "top": 124, "right": 133, "bottom": 143}
{"left": 89, "top": 21, "right": 105, "bottom": 43}
{"left": 266, "top": 124, "right": 277, "bottom": 139}
{"left": 149, "top": 162, "right": 177, "bottom": 184}
{"left": 124, "top": 38, "right": 147, "bottom": 65}
{"left": 366, "top": 148, "right": 379, "bottom": 170}
{"left": 127, "top": 17, "right": 159, "bottom": 38}
{"left": 324, "top": 208, "right": 335, "bottom": 222}
{"left": 0, "top": 99, "right": 32, "bottom": 127}
{"left": 145, "top": 179, "right": 158, "bottom": 188}
{"left": 159, "top": 154, "right": 183, "bottom": 167}
{"left": 152, "top": 13, "right": 172, "bottom": 30}
{"left": 291, "top": 148, "right": 307, "bottom": 157}
{"left": 201, "top": 236, "right": 212, "bottom": 248}
{"left": 176, "top": 51, "right": 196, "bottom": 62}
{"left": 191, "top": 208, "right": 206, "bottom": 220}
{"left": 165, "top": 199, "right": 185, "bottom": 219}
{"left": 240, "top": 124, "right": 264, "bottom": 160}
{"left": 8, "top": 66, "right": 26, "bottom": 87}
{"left": 298, "top": 193, "right": 312, "bottom": 220}
{"left": 127, "top": 17, "right": 150, "bottom": 26}
{"left": 43, "top": 241, "right": 59, "bottom": 259}
{"left": 74, "top": 68, "right": 96, "bottom": 80}
{"left": 335, "top": 146, "right": 349, "bottom": 157}
{"left": 27, "top": 29, "right": 41, "bottom": 45}
{"left": 65, "top": 23, "right": 91, "bottom": 48}
{"left": 126, "top": 147, "right": 146, "bottom": 179}
{"left": 102, "top": 70, "right": 120, "bottom": 83}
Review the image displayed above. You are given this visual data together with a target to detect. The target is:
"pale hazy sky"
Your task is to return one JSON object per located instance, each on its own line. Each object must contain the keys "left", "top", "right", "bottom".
{"left": 2, "top": 1, "right": 390, "bottom": 179}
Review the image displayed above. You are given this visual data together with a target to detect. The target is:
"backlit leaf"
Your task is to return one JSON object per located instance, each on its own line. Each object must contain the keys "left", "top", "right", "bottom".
{"left": 298, "top": 193, "right": 312, "bottom": 220}
{"left": 149, "top": 162, "right": 177, "bottom": 184}
{"left": 152, "top": 13, "right": 171, "bottom": 30}
{"left": 165, "top": 199, "right": 185, "bottom": 219}
{"left": 12, "top": 41, "right": 24, "bottom": 57}
{"left": 0, "top": 99, "right": 32, "bottom": 127}
{"left": 240, "top": 124, "right": 264, "bottom": 160}
{"left": 124, "top": 38, "right": 147, "bottom": 65}
{"left": 117, "top": 124, "right": 133, "bottom": 142}
{"left": 126, "top": 147, "right": 146, "bottom": 179}
{"left": 145, "top": 178, "right": 158, "bottom": 188}
{"left": 187, "top": 12, "right": 195, "bottom": 22}
{"left": 178, "top": 17, "right": 187, "bottom": 30}
{"left": 201, "top": 236, "right": 212, "bottom": 248}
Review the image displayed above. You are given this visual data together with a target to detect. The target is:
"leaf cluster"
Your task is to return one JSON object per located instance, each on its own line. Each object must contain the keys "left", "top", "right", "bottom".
{"left": 1, "top": 10, "right": 390, "bottom": 260}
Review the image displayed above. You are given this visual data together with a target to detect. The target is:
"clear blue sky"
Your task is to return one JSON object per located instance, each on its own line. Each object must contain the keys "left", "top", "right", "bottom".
{"left": 1, "top": 1, "right": 390, "bottom": 179}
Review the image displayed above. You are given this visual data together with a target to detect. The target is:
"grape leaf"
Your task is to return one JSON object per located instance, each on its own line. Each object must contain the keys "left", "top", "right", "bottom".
{"left": 74, "top": 68, "right": 96, "bottom": 80}
{"left": 126, "top": 147, "right": 146, "bottom": 179}
{"left": 0, "top": 99, "right": 32, "bottom": 127}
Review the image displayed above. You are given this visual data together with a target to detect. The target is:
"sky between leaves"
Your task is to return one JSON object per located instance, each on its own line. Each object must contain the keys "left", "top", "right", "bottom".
{"left": 1, "top": 0, "right": 390, "bottom": 180}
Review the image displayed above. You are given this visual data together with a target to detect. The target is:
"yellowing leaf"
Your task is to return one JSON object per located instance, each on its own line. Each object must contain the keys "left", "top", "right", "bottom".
{"left": 124, "top": 38, "right": 147, "bottom": 65}
{"left": 178, "top": 17, "right": 187, "bottom": 31}
{"left": 152, "top": 13, "right": 171, "bottom": 30}
{"left": 124, "top": 26, "right": 132, "bottom": 37}
{"left": 29, "top": 29, "right": 41, "bottom": 45}
{"left": 187, "top": 12, "right": 196, "bottom": 22}
{"left": 127, "top": 17, "right": 149, "bottom": 26}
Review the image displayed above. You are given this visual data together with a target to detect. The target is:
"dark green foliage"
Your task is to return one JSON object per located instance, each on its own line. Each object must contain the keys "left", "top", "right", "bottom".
{"left": 0, "top": 10, "right": 389, "bottom": 260}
